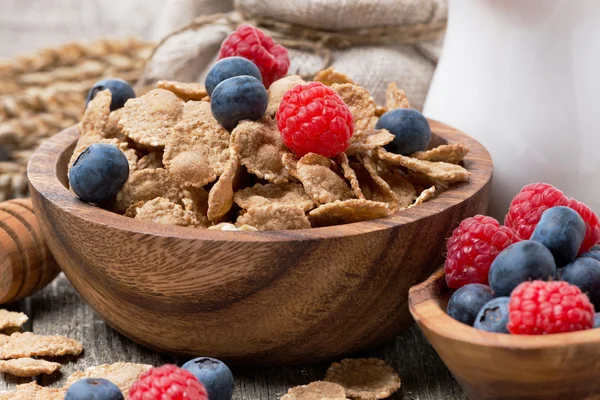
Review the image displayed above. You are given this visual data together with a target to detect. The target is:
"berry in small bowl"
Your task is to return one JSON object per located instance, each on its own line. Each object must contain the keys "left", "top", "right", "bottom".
{"left": 447, "top": 283, "right": 495, "bottom": 325}
{"left": 561, "top": 256, "right": 600, "bottom": 309}
{"left": 473, "top": 297, "right": 510, "bottom": 333}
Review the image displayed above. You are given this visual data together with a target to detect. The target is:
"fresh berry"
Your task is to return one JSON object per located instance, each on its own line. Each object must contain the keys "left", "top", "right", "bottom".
{"left": 444, "top": 215, "right": 520, "bottom": 289}
{"left": 561, "top": 256, "right": 600, "bottom": 309}
{"left": 473, "top": 297, "right": 510, "bottom": 333}
{"left": 595, "top": 312, "right": 600, "bottom": 328}
{"left": 505, "top": 182, "right": 569, "bottom": 239}
{"left": 69, "top": 143, "right": 129, "bottom": 204}
{"left": 566, "top": 198, "right": 600, "bottom": 254}
{"left": 581, "top": 246, "right": 600, "bottom": 263}
{"left": 504, "top": 182, "right": 599, "bottom": 253}
{"left": 446, "top": 283, "right": 495, "bottom": 326}
{"left": 276, "top": 82, "right": 354, "bottom": 157}
{"left": 218, "top": 24, "right": 289, "bottom": 88}
{"left": 508, "top": 280, "right": 594, "bottom": 334}
{"left": 65, "top": 378, "right": 124, "bottom": 400}
{"left": 210, "top": 75, "right": 268, "bottom": 130}
{"left": 182, "top": 357, "right": 235, "bottom": 400}
{"left": 205, "top": 57, "right": 262, "bottom": 96}
{"left": 530, "top": 206, "right": 586, "bottom": 267}
{"left": 488, "top": 240, "right": 556, "bottom": 297}
{"left": 129, "top": 364, "right": 208, "bottom": 400}
{"left": 375, "top": 108, "right": 431, "bottom": 155}
{"left": 86, "top": 78, "right": 135, "bottom": 111}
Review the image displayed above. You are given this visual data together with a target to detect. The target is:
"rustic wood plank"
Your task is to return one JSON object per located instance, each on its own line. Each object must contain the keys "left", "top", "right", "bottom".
{"left": 16, "top": 274, "right": 464, "bottom": 399}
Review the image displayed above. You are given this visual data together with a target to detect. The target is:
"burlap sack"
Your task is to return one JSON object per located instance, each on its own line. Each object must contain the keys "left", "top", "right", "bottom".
{"left": 145, "top": 0, "right": 447, "bottom": 110}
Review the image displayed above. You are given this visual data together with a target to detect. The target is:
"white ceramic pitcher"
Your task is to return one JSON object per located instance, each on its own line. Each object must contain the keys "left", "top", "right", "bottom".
{"left": 424, "top": 0, "right": 600, "bottom": 220}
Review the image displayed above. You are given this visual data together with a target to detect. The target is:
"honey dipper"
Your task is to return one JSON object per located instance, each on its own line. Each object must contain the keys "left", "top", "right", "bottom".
{"left": 0, "top": 198, "right": 59, "bottom": 303}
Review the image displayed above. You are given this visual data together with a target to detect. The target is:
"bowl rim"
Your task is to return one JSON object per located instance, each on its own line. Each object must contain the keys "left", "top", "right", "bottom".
{"left": 409, "top": 268, "right": 600, "bottom": 350}
{"left": 27, "top": 119, "right": 493, "bottom": 242}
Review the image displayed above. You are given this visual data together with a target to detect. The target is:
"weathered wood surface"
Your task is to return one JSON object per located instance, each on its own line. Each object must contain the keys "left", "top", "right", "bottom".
{"left": 0, "top": 0, "right": 465, "bottom": 398}
{"left": 1, "top": 273, "right": 466, "bottom": 399}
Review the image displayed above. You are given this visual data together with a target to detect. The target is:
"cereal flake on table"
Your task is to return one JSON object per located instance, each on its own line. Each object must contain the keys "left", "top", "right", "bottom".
{"left": 281, "top": 380, "right": 347, "bottom": 400}
{"left": 325, "top": 358, "right": 402, "bottom": 400}
{"left": 0, "top": 310, "right": 28, "bottom": 332}
{"left": 0, "top": 332, "right": 83, "bottom": 359}
{"left": 0, "top": 358, "right": 61, "bottom": 377}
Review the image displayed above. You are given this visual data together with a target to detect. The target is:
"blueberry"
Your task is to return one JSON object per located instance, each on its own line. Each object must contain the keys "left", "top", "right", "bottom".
{"left": 205, "top": 57, "right": 262, "bottom": 97}
{"left": 86, "top": 78, "right": 135, "bottom": 111}
{"left": 375, "top": 108, "right": 431, "bottom": 155}
{"left": 561, "top": 256, "right": 600, "bottom": 309}
{"left": 581, "top": 246, "right": 600, "bottom": 263}
{"left": 69, "top": 143, "right": 129, "bottom": 204}
{"left": 488, "top": 240, "right": 556, "bottom": 296}
{"left": 530, "top": 206, "right": 586, "bottom": 267}
{"left": 473, "top": 297, "right": 510, "bottom": 333}
{"left": 594, "top": 313, "right": 600, "bottom": 328}
{"left": 65, "top": 378, "right": 124, "bottom": 400}
{"left": 182, "top": 357, "right": 234, "bottom": 400}
{"left": 211, "top": 75, "right": 268, "bottom": 130}
{"left": 447, "top": 283, "right": 495, "bottom": 326}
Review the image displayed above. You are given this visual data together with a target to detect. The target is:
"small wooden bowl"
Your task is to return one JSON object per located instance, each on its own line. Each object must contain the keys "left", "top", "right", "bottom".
{"left": 27, "top": 120, "right": 492, "bottom": 365}
{"left": 409, "top": 269, "right": 600, "bottom": 400}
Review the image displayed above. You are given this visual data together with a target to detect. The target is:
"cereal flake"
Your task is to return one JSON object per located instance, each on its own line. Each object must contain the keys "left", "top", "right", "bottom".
{"left": 267, "top": 75, "right": 305, "bottom": 115}
{"left": 157, "top": 80, "right": 208, "bottom": 101}
{"left": 346, "top": 129, "right": 394, "bottom": 156}
{"left": 332, "top": 83, "right": 376, "bottom": 134}
{"left": 134, "top": 197, "right": 200, "bottom": 227}
{"left": 411, "top": 143, "right": 470, "bottom": 164}
{"left": 114, "top": 168, "right": 183, "bottom": 214}
{"left": 296, "top": 153, "right": 354, "bottom": 205}
{"left": 336, "top": 153, "right": 365, "bottom": 200}
{"left": 0, "top": 358, "right": 61, "bottom": 377}
{"left": 236, "top": 204, "right": 310, "bottom": 231}
{"left": 234, "top": 182, "right": 314, "bottom": 212}
{"left": 409, "top": 186, "right": 436, "bottom": 208}
{"left": 385, "top": 82, "right": 411, "bottom": 110}
{"left": 0, "top": 382, "right": 65, "bottom": 400}
{"left": 65, "top": 362, "right": 152, "bottom": 397}
{"left": 308, "top": 199, "right": 389, "bottom": 227}
{"left": 137, "top": 151, "right": 164, "bottom": 170}
{"left": 207, "top": 152, "right": 240, "bottom": 222}
{"left": 314, "top": 67, "right": 355, "bottom": 86}
{"left": 164, "top": 101, "right": 230, "bottom": 187}
{"left": 103, "top": 108, "right": 127, "bottom": 141}
{"left": 325, "top": 358, "right": 402, "bottom": 400}
{"left": 0, "top": 332, "right": 83, "bottom": 359}
{"left": 79, "top": 89, "right": 111, "bottom": 138}
{"left": 281, "top": 381, "right": 347, "bottom": 400}
{"left": 376, "top": 148, "right": 470, "bottom": 183}
{"left": 362, "top": 155, "right": 399, "bottom": 211}
{"left": 0, "top": 310, "right": 27, "bottom": 331}
{"left": 119, "top": 89, "right": 184, "bottom": 147}
{"left": 231, "top": 116, "right": 293, "bottom": 183}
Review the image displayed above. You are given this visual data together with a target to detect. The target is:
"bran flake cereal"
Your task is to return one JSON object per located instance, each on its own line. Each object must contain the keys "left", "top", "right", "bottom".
{"left": 234, "top": 182, "right": 315, "bottom": 212}
{"left": 308, "top": 199, "right": 388, "bottom": 227}
{"left": 65, "top": 362, "right": 152, "bottom": 397}
{"left": 336, "top": 153, "right": 365, "bottom": 200}
{"left": 137, "top": 151, "right": 164, "bottom": 170}
{"left": 103, "top": 108, "right": 127, "bottom": 141}
{"left": 231, "top": 116, "right": 293, "bottom": 183}
{"left": 0, "top": 357, "right": 61, "bottom": 377}
{"left": 314, "top": 67, "right": 356, "bottom": 86}
{"left": 0, "top": 382, "right": 65, "bottom": 400}
{"left": 114, "top": 168, "right": 183, "bottom": 214}
{"left": 411, "top": 143, "right": 470, "bottom": 164}
{"left": 325, "top": 358, "right": 401, "bottom": 400}
{"left": 119, "top": 88, "right": 184, "bottom": 147}
{"left": 236, "top": 204, "right": 310, "bottom": 231}
{"left": 361, "top": 155, "right": 399, "bottom": 211}
{"left": 157, "top": 80, "right": 208, "bottom": 101}
{"left": 0, "top": 332, "right": 83, "bottom": 359}
{"left": 376, "top": 148, "right": 470, "bottom": 183}
{"left": 282, "top": 381, "right": 348, "bottom": 400}
{"left": 385, "top": 82, "right": 411, "bottom": 110}
{"left": 207, "top": 151, "right": 240, "bottom": 222}
{"left": 0, "top": 310, "right": 27, "bottom": 331}
{"left": 267, "top": 75, "right": 305, "bottom": 115}
{"left": 134, "top": 197, "right": 200, "bottom": 227}
{"left": 379, "top": 169, "right": 416, "bottom": 210}
{"left": 345, "top": 129, "right": 394, "bottom": 156}
{"left": 409, "top": 186, "right": 437, "bottom": 209}
{"left": 79, "top": 89, "right": 111, "bottom": 139}
{"left": 332, "top": 83, "right": 376, "bottom": 134}
{"left": 294, "top": 153, "right": 354, "bottom": 205}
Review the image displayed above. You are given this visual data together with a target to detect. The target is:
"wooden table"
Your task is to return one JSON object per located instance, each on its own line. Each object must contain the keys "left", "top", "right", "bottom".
{"left": 0, "top": 0, "right": 464, "bottom": 398}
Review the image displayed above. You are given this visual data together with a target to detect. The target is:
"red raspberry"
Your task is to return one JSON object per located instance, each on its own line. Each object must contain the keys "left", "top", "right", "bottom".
{"left": 129, "top": 364, "right": 208, "bottom": 400}
{"left": 444, "top": 215, "right": 520, "bottom": 288}
{"left": 505, "top": 182, "right": 599, "bottom": 253}
{"left": 218, "top": 24, "right": 289, "bottom": 88}
{"left": 508, "top": 280, "right": 594, "bottom": 335}
{"left": 277, "top": 82, "right": 354, "bottom": 157}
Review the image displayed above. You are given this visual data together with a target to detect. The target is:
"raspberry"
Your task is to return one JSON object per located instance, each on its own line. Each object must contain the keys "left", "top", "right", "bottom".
{"left": 505, "top": 182, "right": 599, "bottom": 253}
{"left": 444, "top": 215, "right": 520, "bottom": 289}
{"left": 508, "top": 280, "right": 594, "bottom": 335}
{"left": 129, "top": 364, "right": 208, "bottom": 400}
{"left": 276, "top": 82, "right": 354, "bottom": 157}
{"left": 218, "top": 24, "right": 289, "bottom": 88}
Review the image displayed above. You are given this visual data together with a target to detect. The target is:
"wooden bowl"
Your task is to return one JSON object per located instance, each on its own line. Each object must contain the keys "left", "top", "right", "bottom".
{"left": 409, "top": 269, "right": 600, "bottom": 400}
{"left": 27, "top": 120, "right": 492, "bottom": 365}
